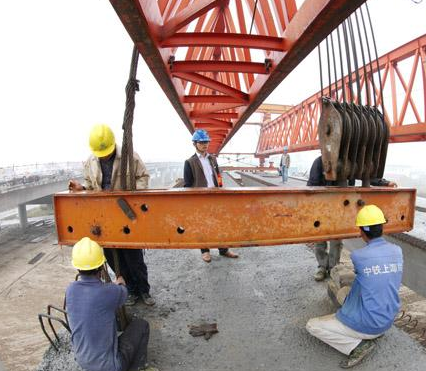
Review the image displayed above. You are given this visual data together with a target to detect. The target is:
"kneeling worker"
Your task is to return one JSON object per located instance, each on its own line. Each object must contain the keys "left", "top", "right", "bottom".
{"left": 66, "top": 237, "right": 151, "bottom": 371}
{"left": 306, "top": 205, "right": 403, "bottom": 368}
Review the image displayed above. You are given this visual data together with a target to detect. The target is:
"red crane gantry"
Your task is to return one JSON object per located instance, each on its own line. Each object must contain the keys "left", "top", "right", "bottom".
{"left": 256, "top": 34, "right": 426, "bottom": 155}
{"left": 110, "top": 0, "right": 367, "bottom": 154}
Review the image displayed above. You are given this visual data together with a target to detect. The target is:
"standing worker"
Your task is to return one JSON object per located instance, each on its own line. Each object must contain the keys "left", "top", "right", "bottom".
{"left": 66, "top": 237, "right": 152, "bottom": 371}
{"left": 307, "top": 156, "right": 397, "bottom": 281}
{"left": 183, "top": 129, "right": 239, "bottom": 263}
{"left": 306, "top": 205, "right": 403, "bottom": 368}
{"left": 280, "top": 146, "right": 290, "bottom": 183}
{"left": 69, "top": 124, "right": 155, "bottom": 306}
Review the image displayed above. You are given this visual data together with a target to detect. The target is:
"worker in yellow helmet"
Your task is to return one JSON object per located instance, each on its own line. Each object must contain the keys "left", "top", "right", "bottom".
{"left": 69, "top": 124, "right": 154, "bottom": 306}
{"left": 66, "top": 237, "right": 152, "bottom": 371}
{"left": 306, "top": 205, "right": 403, "bottom": 368}
{"left": 307, "top": 155, "right": 397, "bottom": 282}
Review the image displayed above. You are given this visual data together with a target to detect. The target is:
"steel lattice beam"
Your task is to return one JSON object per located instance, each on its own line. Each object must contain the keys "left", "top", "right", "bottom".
{"left": 256, "top": 34, "right": 426, "bottom": 155}
{"left": 161, "top": 32, "right": 287, "bottom": 51}
{"left": 109, "top": 0, "right": 367, "bottom": 154}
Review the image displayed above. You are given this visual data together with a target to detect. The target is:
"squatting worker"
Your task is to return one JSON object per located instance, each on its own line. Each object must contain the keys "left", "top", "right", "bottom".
{"left": 68, "top": 124, "right": 154, "bottom": 306}
{"left": 66, "top": 237, "right": 150, "bottom": 371}
{"left": 183, "top": 129, "right": 239, "bottom": 263}
{"left": 306, "top": 205, "right": 403, "bottom": 369}
{"left": 307, "top": 156, "right": 397, "bottom": 282}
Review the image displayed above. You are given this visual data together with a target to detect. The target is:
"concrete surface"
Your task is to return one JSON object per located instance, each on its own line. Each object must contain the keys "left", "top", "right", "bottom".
{"left": 32, "top": 242, "right": 426, "bottom": 371}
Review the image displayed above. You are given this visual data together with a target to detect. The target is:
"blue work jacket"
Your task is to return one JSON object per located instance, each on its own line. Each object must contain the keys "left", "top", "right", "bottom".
{"left": 336, "top": 237, "right": 403, "bottom": 335}
{"left": 66, "top": 275, "right": 128, "bottom": 371}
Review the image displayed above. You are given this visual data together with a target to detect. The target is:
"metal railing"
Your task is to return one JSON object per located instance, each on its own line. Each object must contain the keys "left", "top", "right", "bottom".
{"left": 0, "top": 162, "right": 184, "bottom": 191}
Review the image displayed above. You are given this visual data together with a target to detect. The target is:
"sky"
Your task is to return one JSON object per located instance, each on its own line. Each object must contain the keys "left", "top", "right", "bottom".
{"left": 0, "top": 0, "right": 425, "bottom": 173}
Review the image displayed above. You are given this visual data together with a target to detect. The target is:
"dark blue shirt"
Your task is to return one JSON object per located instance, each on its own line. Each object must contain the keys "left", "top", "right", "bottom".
{"left": 66, "top": 275, "right": 128, "bottom": 371}
{"left": 336, "top": 237, "right": 403, "bottom": 335}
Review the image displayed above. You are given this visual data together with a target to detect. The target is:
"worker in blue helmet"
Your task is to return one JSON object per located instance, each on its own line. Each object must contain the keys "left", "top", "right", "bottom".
{"left": 183, "top": 129, "right": 239, "bottom": 263}
{"left": 279, "top": 146, "right": 290, "bottom": 183}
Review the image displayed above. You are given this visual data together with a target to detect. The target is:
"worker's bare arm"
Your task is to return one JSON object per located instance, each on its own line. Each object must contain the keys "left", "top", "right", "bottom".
{"left": 114, "top": 276, "right": 126, "bottom": 286}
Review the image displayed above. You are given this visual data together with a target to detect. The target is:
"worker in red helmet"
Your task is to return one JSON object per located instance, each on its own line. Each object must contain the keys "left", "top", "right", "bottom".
{"left": 69, "top": 124, "right": 155, "bottom": 307}
{"left": 183, "top": 129, "right": 239, "bottom": 263}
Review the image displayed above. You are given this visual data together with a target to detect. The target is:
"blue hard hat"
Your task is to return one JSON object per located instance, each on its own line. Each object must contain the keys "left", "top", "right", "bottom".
{"left": 192, "top": 129, "right": 211, "bottom": 142}
{"left": 283, "top": 146, "right": 288, "bottom": 151}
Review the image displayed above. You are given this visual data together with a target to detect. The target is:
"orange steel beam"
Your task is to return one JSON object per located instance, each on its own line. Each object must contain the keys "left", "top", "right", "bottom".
{"left": 161, "top": 32, "right": 287, "bottom": 51}
{"left": 161, "top": 0, "right": 223, "bottom": 40}
{"left": 194, "top": 118, "right": 233, "bottom": 127}
{"left": 190, "top": 112, "right": 239, "bottom": 120}
{"left": 54, "top": 187, "right": 415, "bottom": 249}
{"left": 172, "top": 61, "right": 270, "bottom": 74}
{"left": 109, "top": 0, "right": 366, "bottom": 154}
{"left": 183, "top": 95, "right": 246, "bottom": 104}
{"left": 256, "top": 34, "right": 426, "bottom": 155}
{"left": 173, "top": 72, "right": 249, "bottom": 101}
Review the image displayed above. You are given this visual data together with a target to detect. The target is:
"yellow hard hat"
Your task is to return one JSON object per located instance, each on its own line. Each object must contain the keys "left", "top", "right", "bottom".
{"left": 356, "top": 205, "right": 386, "bottom": 227}
{"left": 72, "top": 237, "right": 106, "bottom": 270}
{"left": 89, "top": 124, "right": 116, "bottom": 158}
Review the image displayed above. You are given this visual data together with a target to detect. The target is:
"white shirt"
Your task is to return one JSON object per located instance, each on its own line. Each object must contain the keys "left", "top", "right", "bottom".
{"left": 196, "top": 152, "right": 215, "bottom": 188}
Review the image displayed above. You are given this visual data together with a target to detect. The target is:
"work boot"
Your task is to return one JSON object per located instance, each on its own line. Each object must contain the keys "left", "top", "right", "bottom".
{"left": 314, "top": 267, "right": 327, "bottom": 281}
{"left": 221, "top": 251, "right": 239, "bottom": 258}
{"left": 340, "top": 340, "right": 376, "bottom": 369}
{"left": 141, "top": 293, "right": 156, "bottom": 306}
{"left": 125, "top": 294, "right": 138, "bottom": 306}
{"left": 202, "top": 252, "right": 211, "bottom": 263}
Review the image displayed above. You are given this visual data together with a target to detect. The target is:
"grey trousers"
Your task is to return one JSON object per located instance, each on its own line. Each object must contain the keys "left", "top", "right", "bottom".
{"left": 119, "top": 318, "right": 150, "bottom": 371}
{"left": 314, "top": 240, "right": 343, "bottom": 270}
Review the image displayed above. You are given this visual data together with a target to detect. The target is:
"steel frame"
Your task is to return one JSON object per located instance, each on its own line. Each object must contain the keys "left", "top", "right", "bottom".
{"left": 109, "top": 0, "right": 366, "bottom": 154}
{"left": 55, "top": 187, "right": 415, "bottom": 249}
{"left": 256, "top": 34, "right": 426, "bottom": 155}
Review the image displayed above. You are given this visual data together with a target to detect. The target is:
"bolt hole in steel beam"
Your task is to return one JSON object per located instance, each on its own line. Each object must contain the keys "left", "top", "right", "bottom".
{"left": 123, "top": 226, "right": 131, "bottom": 235}
{"left": 343, "top": 199, "right": 350, "bottom": 206}
{"left": 357, "top": 199, "right": 365, "bottom": 206}
{"left": 91, "top": 225, "right": 101, "bottom": 236}
{"left": 141, "top": 204, "right": 149, "bottom": 212}
{"left": 401, "top": 215, "right": 405, "bottom": 221}
{"left": 177, "top": 226, "right": 185, "bottom": 234}
{"left": 314, "top": 221, "right": 321, "bottom": 228}
{"left": 67, "top": 226, "right": 73, "bottom": 233}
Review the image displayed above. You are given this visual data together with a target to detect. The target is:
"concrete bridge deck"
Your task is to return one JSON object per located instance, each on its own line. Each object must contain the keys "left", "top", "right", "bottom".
{"left": 0, "top": 225, "right": 422, "bottom": 371}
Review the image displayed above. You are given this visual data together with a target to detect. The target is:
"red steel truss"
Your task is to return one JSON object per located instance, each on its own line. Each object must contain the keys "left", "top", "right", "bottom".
{"left": 110, "top": 0, "right": 366, "bottom": 154}
{"left": 256, "top": 34, "right": 426, "bottom": 155}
